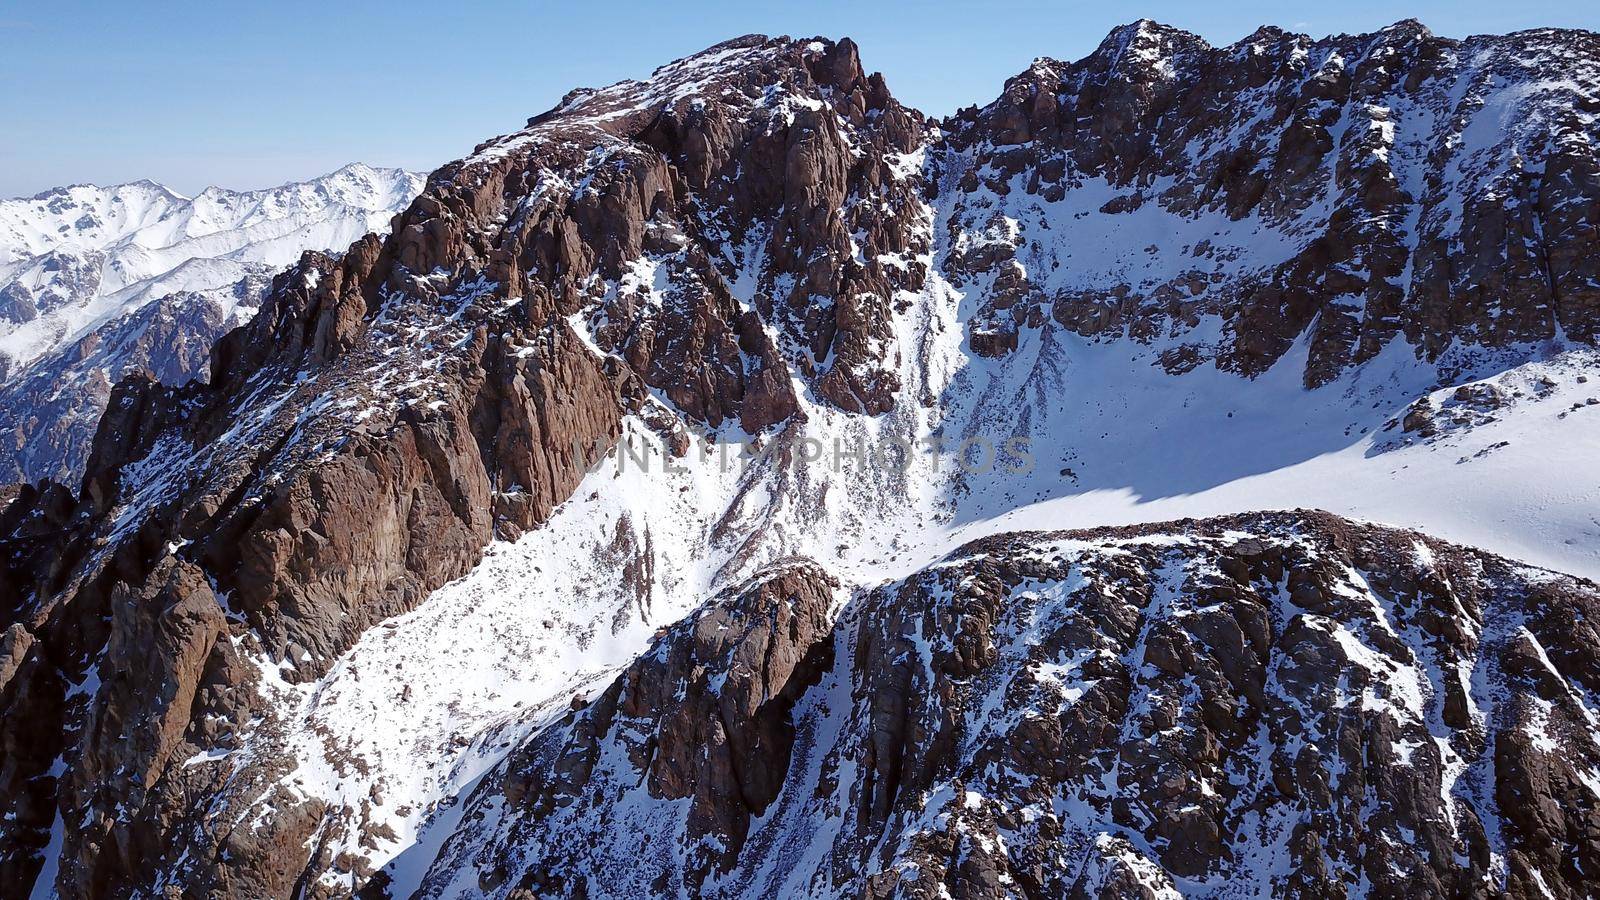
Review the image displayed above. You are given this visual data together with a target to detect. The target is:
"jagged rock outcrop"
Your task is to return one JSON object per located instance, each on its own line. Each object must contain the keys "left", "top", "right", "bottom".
{"left": 489, "top": 561, "right": 837, "bottom": 894}
{"left": 0, "top": 277, "right": 270, "bottom": 485}
{"left": 423, "top": 511, "right": 1600, "bottom": 899}
{"left": 0, "top": 34, "right": 932, "bottom": 898}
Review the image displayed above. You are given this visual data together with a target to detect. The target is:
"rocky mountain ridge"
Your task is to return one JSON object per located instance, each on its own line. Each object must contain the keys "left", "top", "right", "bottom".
{"left": 938, "top": 19, "right": 1600, "bottom": 383}
{"left": 2, "top": 23, "right": 1598, "bottom": 899}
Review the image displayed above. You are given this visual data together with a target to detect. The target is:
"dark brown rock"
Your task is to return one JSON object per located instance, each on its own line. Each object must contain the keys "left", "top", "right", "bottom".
{"left": 432, "top": 512, "right": 1600, "bottom": 899}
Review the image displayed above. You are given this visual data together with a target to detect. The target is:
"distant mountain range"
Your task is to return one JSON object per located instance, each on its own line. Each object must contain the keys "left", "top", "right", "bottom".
{"left": 0, "top": 163, "right": 424, "bottom": 483}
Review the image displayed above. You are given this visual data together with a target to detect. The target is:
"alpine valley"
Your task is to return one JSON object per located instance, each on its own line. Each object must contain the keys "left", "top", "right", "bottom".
{"left": 3, "top": 20, "right": 1600, "bottom": 900}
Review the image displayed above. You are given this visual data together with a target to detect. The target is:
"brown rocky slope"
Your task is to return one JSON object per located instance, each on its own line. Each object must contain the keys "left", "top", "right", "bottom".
{"left": 1, "top": 35, "right": 930, "bottom": 898}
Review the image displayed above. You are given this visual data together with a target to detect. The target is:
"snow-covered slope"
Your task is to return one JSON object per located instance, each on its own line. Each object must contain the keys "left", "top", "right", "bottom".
{"left": 0, "top": 163, "right": 424, "bottom": 483}
{"left": 221, "top": 269, "right": 1600, "bottom": 898}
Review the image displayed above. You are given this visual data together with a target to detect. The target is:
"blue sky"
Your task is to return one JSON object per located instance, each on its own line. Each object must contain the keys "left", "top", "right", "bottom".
{"left": 1, "top": 0, "right": 1595, "bottom": 198}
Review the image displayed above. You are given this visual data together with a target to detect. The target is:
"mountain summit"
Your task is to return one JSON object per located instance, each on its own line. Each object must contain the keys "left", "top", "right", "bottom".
{"left": 3, "top": 24, "right": 1599, "bottom": 899}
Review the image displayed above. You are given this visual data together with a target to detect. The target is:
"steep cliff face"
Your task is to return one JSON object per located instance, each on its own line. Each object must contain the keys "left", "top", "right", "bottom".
{"left": 2, "top": 23, "right": 1599, "bottom": 900}
{"left": 421, "top": 512, "right": 1600, "bottom": 899}
{"left": 1, "top": 35, "right": 936, "bottom": 898}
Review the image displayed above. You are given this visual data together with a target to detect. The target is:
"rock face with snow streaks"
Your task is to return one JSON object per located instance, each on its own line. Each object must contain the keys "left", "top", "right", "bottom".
{"left": 424, "top": 512, "right": 1600, "bottom": 899}
{"left": 2, "top": 22, "right": 1600, "bottom": 900}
